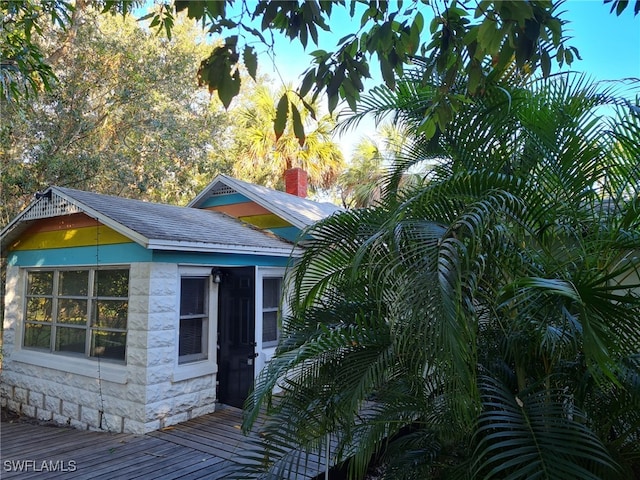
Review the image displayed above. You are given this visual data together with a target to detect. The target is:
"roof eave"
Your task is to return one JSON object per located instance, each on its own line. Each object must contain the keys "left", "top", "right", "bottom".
{"left": 147, "top": 239, "right": 302, "bottom": 257}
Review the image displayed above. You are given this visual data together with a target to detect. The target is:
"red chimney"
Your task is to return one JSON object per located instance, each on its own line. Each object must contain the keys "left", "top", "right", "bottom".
{"left": 284, "top": 167, "right": 308, "bottom": 198}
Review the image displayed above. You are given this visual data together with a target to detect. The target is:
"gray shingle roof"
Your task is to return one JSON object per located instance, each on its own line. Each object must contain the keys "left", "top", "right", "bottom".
{"left": 2, "top": 187, "right": 297, "bottom": 256}
{"left": 188, "top": 175, "right": 342, "bottom": 229}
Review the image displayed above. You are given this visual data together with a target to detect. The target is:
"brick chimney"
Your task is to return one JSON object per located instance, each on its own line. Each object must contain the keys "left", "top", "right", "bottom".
{"left": 284, "top": 167, "right": 308, "bottom": 198}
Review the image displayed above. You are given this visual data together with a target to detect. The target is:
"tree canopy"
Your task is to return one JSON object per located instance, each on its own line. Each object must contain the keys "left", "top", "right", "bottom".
{"left": 0, "top": 7, "right": 231, "bottom": 224}
{"left": 3, "top": 0, "right": 638, "bottom": 142}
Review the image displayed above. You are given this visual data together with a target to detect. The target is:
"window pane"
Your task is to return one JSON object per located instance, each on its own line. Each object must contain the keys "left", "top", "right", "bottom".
{"left": 180, "top": 278, "right": 207, "bottom": 315}
{"left": 58, "top": 299, "right": 88, "bottom": 325}
{"left": 263, "top": 278, "right": 282, "bottom": 309}
{"left": 26, "top": 297, "right": 52, "bottom": 322}
{"left": 262, "top": 311, "right": 278, "bottom": 343}
{"left": 95, "top": 269, "right": 129, "bottom": 297}
{"left": 91, "top": 331, "right": 126, "bottom": 361}
{"left": 55, "top": 326, "right": 86, "bottom": 354}
{"left": 24, "top": 323, "right": 51, "bottom": 349}
{"left": 93, "top": 300, "right": 128, "bottom": 329}
{"left": 58, "top": 270, "right": 88, "bottom": 296}
{"left": 179, "top": 318, "right": 204, "bottom": 356}
{"left": 27, "top": 271, "right": 53, "bottom": 295}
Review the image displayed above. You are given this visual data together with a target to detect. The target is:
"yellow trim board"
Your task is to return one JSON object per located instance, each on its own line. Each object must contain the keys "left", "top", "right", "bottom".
{"left": 11, "top": 225, "right": 132, "bottom": 251}
{"left": 239, "top": 214, "right": 292, "bottom": 229}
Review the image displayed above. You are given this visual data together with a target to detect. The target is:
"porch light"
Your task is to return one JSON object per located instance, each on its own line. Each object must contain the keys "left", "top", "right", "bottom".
{"left": 211, "top": 268, "right": 222, "bottom": 284}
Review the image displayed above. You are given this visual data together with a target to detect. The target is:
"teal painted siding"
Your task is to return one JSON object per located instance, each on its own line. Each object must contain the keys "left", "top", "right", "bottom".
{"left": 7, "top": 244, "right": 295, "bottom": 268}
{"left": 6, "top": 243, "right": 152, "bottom": 267}
{"left": 199, "top": 193, "right": 250, "bottom": 208}
{"left": 152, "top": 251, "right": 294, "bottom": 267}
{"left": 268, "top": 226, "right": 303, "bottom": 243}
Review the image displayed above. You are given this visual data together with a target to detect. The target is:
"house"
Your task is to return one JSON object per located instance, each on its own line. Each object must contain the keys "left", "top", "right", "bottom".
{"left": 0, "top": 170, "right": 340, "bottom": 434}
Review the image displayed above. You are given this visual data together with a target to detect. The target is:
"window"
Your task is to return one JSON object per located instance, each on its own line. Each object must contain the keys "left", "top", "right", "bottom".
{"left": 262, "top": 277, "right": 282, "bottom": 345}
{"left": 179, "top": 277, "right": 209, "bottom": 364}
{"left": 24, "top": 268, "right": 129, "bottom": 362}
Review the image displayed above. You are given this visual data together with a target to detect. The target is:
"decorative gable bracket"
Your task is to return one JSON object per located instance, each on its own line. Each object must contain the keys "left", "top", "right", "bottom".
{"left": 21, "top": 190, "right": 82, "bottom": 221}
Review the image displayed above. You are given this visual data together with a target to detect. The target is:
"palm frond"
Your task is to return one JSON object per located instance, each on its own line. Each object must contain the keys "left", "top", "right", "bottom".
{"left": 472, "top": 376, "right": 619, "bottom": 480}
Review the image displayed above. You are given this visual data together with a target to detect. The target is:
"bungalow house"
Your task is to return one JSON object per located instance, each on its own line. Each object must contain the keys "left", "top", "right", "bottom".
{"left": 0, "top": 170, "right": 340, "bottom": 434}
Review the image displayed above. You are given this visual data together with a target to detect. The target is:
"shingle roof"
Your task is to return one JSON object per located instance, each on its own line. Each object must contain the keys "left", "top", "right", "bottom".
{"left": 1, "top": 187, "right": 297, "bottom": 256}
{"left": 188, "top": 174, "right": 342, "bottom": 229}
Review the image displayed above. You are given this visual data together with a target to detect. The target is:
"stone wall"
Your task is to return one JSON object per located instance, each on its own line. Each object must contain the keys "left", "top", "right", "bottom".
{"left": 1, "top": 262, "right": 218, "bottom": 434}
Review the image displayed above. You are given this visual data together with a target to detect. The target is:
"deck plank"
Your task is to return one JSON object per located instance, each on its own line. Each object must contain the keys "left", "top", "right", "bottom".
{"left": 1, "top": 406, "right": 324, "bottom": 479}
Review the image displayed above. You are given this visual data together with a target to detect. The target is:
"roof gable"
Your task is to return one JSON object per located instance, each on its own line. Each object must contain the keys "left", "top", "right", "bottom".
{"left": 188, "top": 175, "right": 341, "bottom": 241}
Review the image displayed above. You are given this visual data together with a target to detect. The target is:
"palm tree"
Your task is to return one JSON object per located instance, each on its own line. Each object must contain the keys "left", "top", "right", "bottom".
{"left": 339, "top": 125, "right": 430, "bottom": 209}
{"left": 229, "top": 84, "right": 345, "bottom": 193}
{"left": 239, "top": 71, "right": 640, "bottom": 479}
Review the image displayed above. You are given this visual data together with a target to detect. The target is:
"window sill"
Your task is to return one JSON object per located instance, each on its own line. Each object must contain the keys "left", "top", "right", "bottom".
{"left": 11, "top": 350, "right": 127, "bottom": 384}
{"left": 172, "top": 359, "right": 217, "bottom": 382}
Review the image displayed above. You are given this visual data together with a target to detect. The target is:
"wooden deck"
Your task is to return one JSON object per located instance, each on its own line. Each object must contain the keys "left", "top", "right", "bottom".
{"left": 0, "top": 406, "right": 327, "bottom": 479}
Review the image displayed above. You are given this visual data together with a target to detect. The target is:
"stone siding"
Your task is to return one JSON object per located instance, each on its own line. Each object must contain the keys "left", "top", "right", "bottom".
{"left": 1, "top": 262, "right": 218, "bottom": 434}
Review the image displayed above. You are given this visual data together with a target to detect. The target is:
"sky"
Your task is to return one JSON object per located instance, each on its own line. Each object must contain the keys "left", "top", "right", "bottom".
{"left": 253, "top": 0, "right": 640, "bottom": 159}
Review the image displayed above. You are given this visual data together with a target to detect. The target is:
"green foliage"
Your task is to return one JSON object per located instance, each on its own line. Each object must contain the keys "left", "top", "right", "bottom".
{"left": 239, "top": 72, "right": 640, "bottom": 478}
{"left": 0, "top": 7, "right": 231, "bottom": 224}
{"left": 3, "top": 1, "right": 639, "bottom": 145}
{"left": 5, "top": 0, "right": 637, "bottom": 144}
{"left": 227, "top": 84, "right": 344, "bottom": 192}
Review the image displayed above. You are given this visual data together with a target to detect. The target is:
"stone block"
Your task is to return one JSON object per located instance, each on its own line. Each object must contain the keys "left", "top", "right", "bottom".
{"left": 147, "top": 312, "right": 176, "bottom": 331}
{"left": 151, "top": 264, "right": 177, "bottom": 279}
{"left": 36, "top": 408, "right": 53, "bottom": 422}
{"left": 145, "top": 400, "right": 173, "bottom": 423}
{"left": 0, "top": 382, "right": 14, "bottom": 399}
{"left": 126, "top": 330, "right": 148, "bottom": 349}
{"left": 6, "top": 399, "right": 21, "bottom": 414}
{"left": 173, "top": 391, "right": 200, "bottom": 411}
{"left": 13, "top": 386, "right": 28, "bottom": 403}
{"left": 146, "top": 346, "right": 174, "bottom": 367}
{"left": 148, "top": 295, "right": 176, "bottom": 315}
{"left": 145, "top": 382, "right": 176, "bottom": 404}
{"left": 101, "top": 412, "right": 123, "bottom": 433}
{"left": 53, "top": 413, "right": 72, "bottom": 426}
{"left": 163, "top": 411, "right": 189, "bottom": 429}
{"left": 127, "top": 295, "right": 150, "bottom": 316}
{"left": 81, "top": 406, "right": 101, "bottom": 429}
{"left": 21, "top": 404, "right": 36, "bottom": 418}
{"left": 62, "top": 400, "right": 79, "bottom": 419}
{"left": 191, "top": 403, "right": 217, "bottom": 419}
{"left": 28, "top": 391, "right": 44, "bottom": 409}
{"left": 147, "top": 330, "right": 175, "bottom": 348}
{"left": 123, "top": 417, "right": 160, "bottom": 435}
{"left": 126, "top": 347, "right": 148, "bottom": 367}
{"left": 45, "top": 395, "right": 62, "bottom": 414}
{"left": 69, "top": 418, "right": 87, "bottom": 430}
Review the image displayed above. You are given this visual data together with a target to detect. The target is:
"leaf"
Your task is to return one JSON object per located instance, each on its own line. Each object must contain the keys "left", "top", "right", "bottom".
{"left": 379, "top": 56, "right": 396, "bottom": 89}
{"left": 274, "top": 93, "right": 289, "bottom": 141}
{"left": 540, "top": 50, "right": 551, "bottom": 77}
{"left": 243, "top": 45, "right": 258, "bottom": 81}
{"left": 617, "top": 0, "right": 629, "bottom": 15}
{"left": 291, "top": 104, "right": 305, "bottom": 146}
{"left": 473, "top": 376, "right": 619, "bottom": 479}
{"left": 218, "top": 67, "right": 240, "bottom": 109}
{"left": 186, "top": 1, "right": 204, "bottom": 19}
{"left": 300, "top": 97, "right": 317, "bottom": 120}
{"left": 299, "top": 69, "right": 316, "bottom": 97}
